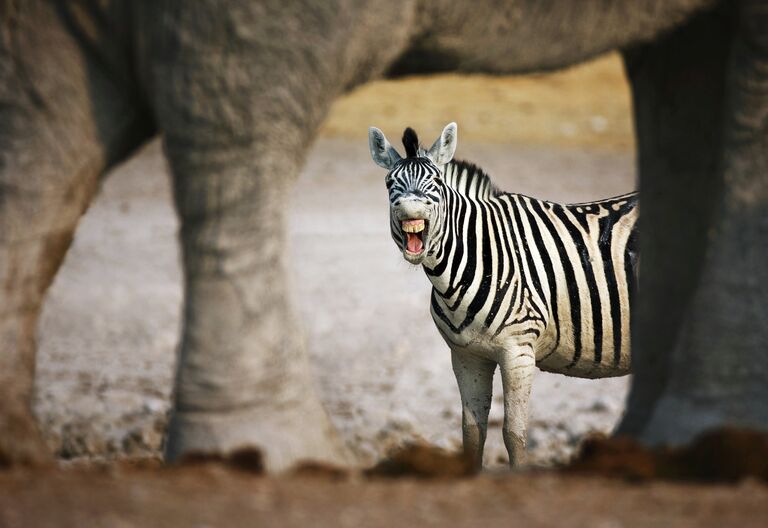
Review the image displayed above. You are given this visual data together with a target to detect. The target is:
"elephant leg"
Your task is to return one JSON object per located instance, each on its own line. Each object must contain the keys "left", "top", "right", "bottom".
{"left": 0, "top": 1, "right": 152, "bottom": 465}
{"left": 616, "top": 6, "right": 731, "bottom": 437}
{"left": 620, "top": 3, "right": 768, "bottom": 443}
{"left": 140, "top": 4, "right": 358, "bottom": 471}
{"left": 498, "top": 349, "right": 535, "bottom": 467}
{"left": 160, "top": 140, "right": 350, "bottom": 470}
{"left": 451, "top": 350, "right": 496, "bottom": 468}
{"left": 627, "top": 1, "right": 768, "bottom": 444}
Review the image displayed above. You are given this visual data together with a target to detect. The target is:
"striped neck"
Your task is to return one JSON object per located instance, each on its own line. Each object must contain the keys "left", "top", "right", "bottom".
{"left": 422, "top": 162, "right": 499, "bottom": 298}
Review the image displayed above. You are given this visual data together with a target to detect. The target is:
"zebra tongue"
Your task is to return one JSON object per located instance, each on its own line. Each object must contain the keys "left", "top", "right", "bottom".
{"left": 406, "top": 233, "right": 423, "bottom": 253}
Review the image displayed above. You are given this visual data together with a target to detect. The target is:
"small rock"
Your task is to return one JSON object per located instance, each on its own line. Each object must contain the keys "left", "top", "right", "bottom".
{"left": 586, "top": 398, "right": 613, "bottom": 413}
{"left": 589, "top": 115, "right": 608, "bottom": 133}
{"left": 142, "top": 398, "right": 166, "bottom": 415}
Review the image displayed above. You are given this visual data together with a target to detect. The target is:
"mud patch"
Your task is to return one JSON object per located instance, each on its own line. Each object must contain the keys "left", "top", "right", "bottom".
{"left": 179, "top": 447, "right": 265, "bottom": 474}
{"left": 569, "top": 427, "right": 768, "bottom": 483}
{"left": 292, "top": 461, "right": 351, "bottom": 480}
{"left": 366, "top": 442, "right": 476, "bottom": 479}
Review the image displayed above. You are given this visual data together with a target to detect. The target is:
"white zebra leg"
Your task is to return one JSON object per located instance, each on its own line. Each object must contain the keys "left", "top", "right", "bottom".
{"left": 451, "top": 350, "right": 496, "bottom": 468}
{"left": 499, "top": 349, "right": 536, "bottom": 467}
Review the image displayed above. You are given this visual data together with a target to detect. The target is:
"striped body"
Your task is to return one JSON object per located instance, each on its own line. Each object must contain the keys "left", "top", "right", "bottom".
{"left": 370, "top": 123, "right": 636, "bottom": 467}
{"left": 421, "top": 161, "right": 638, "bottom": 378}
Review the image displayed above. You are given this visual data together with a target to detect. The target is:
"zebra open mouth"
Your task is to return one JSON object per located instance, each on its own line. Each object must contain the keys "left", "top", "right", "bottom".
{"left": 402, "top": 218, "right": 428, "bottom": 255}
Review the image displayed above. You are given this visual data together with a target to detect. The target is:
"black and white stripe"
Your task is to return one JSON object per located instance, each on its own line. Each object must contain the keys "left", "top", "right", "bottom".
{"left": 389, "top": 157, "right": 638, "bottom": 377}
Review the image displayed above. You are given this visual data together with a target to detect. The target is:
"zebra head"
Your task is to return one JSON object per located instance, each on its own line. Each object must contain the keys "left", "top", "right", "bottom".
{"left": 368, "top": 123, "right": 457, "bottom": 265}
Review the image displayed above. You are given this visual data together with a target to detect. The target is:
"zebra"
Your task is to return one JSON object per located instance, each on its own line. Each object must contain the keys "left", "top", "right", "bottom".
{"left": 368, "top": 123, "right": 638, "bottom": 468}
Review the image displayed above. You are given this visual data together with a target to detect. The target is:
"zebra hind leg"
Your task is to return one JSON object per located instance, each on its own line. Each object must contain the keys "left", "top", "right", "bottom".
{"left": 450, "top": 350, "right": 496, "bottom": 469}
{"left": 499, "top": 349, "right": 536, "bottom": 467}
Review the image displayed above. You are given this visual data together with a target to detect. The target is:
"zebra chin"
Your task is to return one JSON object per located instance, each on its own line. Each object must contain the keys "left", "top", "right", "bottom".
{"left": 403, "top": 244, "right": 428, "bottom": 264}
{"left": 401, "top": 230, "right": 431, "bottom": 264}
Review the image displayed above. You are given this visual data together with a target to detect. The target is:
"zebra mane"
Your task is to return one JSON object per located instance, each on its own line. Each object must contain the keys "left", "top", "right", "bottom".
{"left": 402, "top": 127, "right": 419, "bottom": 157}
{"left": 442, "top": 159, "right": 499, "bottom": 200}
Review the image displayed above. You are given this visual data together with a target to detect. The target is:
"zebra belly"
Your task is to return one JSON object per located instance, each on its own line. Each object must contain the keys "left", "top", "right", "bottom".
{"left": 433, "top": 323, "right": 511, "bottom": 362}
{"left": 429, "top": 298, "right": 631, "bottom": 377}
{"left": 530, "top": 287, "right": 633, "bottom": 378}
{"left": 431, "top": 308, "right": 546, "bottom": 363}
{"left": 535, "top": 336, "right": 631, "bottom": 379}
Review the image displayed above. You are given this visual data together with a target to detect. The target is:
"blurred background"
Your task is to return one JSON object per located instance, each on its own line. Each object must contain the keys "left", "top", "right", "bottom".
{"left": 322, "top": 53, "right": 632, "bottom": 149}
{"left": 35, "top": 52, "right": 636, "bottom": 468}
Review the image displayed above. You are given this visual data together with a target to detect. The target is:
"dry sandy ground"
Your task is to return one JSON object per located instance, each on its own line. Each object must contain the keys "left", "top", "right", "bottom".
{"left": 2, "top": 464, "right": 767, "bottom": 528}
{"left": 34, "top": 136, "right": 633, "bottom": 468}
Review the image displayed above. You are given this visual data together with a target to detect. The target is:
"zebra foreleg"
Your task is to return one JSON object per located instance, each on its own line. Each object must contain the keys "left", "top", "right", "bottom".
{"left": 451, "top": 350, "right": 496, "bottom": 468}
{"left": 499, "top": 349, "right": 536, "bottom": 467}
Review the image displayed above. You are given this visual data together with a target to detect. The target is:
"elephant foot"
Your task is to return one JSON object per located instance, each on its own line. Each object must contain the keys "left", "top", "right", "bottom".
{"left": 0, "top": 408, "right": 52, "bottom": 469}
{"left": 164, "top": 400, "right": 351, "bottom": 472}
{"left": 638, "top": 393, "right": 768, "bottom": 447}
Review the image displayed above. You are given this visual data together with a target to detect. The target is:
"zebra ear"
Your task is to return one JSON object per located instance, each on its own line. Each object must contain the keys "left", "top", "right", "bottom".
{"left": 369, "top": 127, "right": 402, "bottom": 170}
{"left": 426, "top": 122, "right": 457, "bottom": 166}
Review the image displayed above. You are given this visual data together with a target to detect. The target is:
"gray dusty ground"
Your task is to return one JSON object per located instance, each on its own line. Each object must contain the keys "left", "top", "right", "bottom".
{"left": 35, "top": 138, "right": 633, "bottom": 468}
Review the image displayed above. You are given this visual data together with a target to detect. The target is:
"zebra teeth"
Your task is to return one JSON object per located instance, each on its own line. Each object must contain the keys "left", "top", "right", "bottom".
{"left": 401, "top": 219, "right": 425, "bottom": 233}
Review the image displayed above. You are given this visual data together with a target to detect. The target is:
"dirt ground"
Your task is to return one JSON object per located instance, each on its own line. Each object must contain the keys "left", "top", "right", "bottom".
{"left": 2, "top": 463, "right": 767, "bottom": 528}
{"left": 7, "top": 53, "right": 765, "bottom": 525}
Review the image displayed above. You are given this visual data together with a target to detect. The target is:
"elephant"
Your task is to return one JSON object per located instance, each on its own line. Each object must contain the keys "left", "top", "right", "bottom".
{"left": 1, "top": 0, "right": 766, "bottom": 471}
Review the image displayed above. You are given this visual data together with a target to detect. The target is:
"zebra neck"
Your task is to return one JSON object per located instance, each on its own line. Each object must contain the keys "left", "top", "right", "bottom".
{"left": 423, "top": 192, "right": 508, "bottom": 306}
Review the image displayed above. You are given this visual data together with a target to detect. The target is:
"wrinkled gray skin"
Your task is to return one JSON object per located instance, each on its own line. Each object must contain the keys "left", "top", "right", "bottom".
{"left": 1, "top": 0, "right": 766, "bottom": 470}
